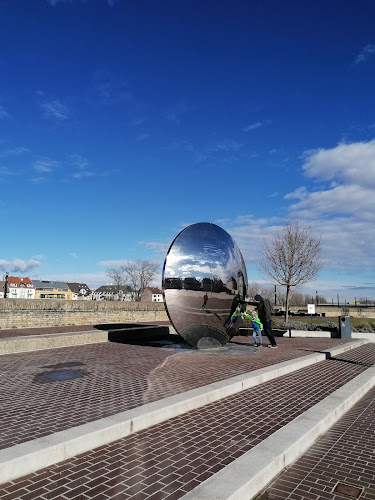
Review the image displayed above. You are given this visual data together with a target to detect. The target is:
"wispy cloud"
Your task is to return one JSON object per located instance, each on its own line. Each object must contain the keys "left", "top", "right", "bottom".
{"left": 242, "top": 122, "right": 262, "bottom": 132}
{"left": 67, "top": 154, "right": 95, "bottom": 180}
{"left": 195, "top": 139, "right": 245, "bottom": 165}
{"left": 33, "top": 157, "right": 59, "bottom": 173}
{"left": 0, "top": 105, "right": 11, "bottom": 119}
{"left": 72, "top": 171, "right": 93, "bottom": 179}
{"left": 140, "top": 240, "right": 170, "bottom": 256}
{"left": 136, "top": 133, "right": 150, "bottom": 141}
{"left": 68, "top": 154, "right": 89, "bottom": 170}
{"left": 30, "top": 176, "right": 46, "bottom": 184}
{"left": 0, "top": 166, "right": 18, "bottom": 179}
{"left": 354, "top": 43, "right": 375, "bottom": 65}
{"left": 0, "top": 258, "right": 42, "bottom": 273}
{"left": 41, "top": 99, "right": 70, "bottom": 120}
{"left": 164, "top": 140, "right": 194, "bottom": 152}
{"left": 93, "top": 70, "right": 132, "bottom": 103}
{"left": 242, "top": 120, "right": 271, "bottom": 132}
{"left": 0, "top": 147, "right": 29, "bottom": 159}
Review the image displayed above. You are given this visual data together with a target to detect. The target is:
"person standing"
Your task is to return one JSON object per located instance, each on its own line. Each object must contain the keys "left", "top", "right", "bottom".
{"left": 253, "top": 294, "right": 277, "bottom": 348}
{"left": 201, "top": 292, "right": 209, "bottom": 309}
{"left": 250, "top": 310, "right": 263, "bottom": 347}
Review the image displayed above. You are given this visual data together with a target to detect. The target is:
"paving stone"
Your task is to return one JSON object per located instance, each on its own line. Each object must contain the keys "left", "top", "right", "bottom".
{"left": 0, "top": 335, "right": 357, "bottom": 450}
{"left": 257, "top": 385, "right": 375, "bottom": 500}
{"left": 1, "top": 342, "right": 374, "bottom": 499}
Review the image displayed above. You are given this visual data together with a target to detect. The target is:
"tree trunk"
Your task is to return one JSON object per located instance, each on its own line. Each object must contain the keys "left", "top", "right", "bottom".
{"left": 285, "top": 285, "right": 291, "bottom": 324}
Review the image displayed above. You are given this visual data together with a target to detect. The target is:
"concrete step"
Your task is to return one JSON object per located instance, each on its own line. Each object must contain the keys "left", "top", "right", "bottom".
{"left": 0, "top": 330, "right": 108, "bottom": 355}
{"left": 0, "top": 324, "right": 172, "bottom": 355}
{"left": 183, "top": 365, "right": 375, "bottom": 499}
{"left": 0, "top": 340, "right": 370, "bottom": 487}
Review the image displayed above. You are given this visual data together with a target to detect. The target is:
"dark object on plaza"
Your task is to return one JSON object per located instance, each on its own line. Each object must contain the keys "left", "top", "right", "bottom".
{"left": 106, "top": 324, "right": 170, "bottom": 343}
{"left": 162, "top": 222, "right": 248, "bottom": 348}
{"left": 338, "top": 315, "right": 351, "bottom": 338}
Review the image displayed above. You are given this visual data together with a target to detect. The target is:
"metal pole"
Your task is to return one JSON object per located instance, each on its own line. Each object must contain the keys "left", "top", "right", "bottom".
{"left": 4, "top": 272, "right": 9, "bottom": 298}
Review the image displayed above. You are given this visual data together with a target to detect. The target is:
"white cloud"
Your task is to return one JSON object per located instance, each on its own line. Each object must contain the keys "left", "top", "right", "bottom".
{"left": 279, "top": 139, "right": 375, "bottom": 274}
{"left": 284, "top": 186, "right": 307, "bottom": 200}
{"left": 288, "top": 140, "right": 375, "bottom": 220}
{"left": 0, "top": 258, "right": 42, "bottom": 273}
{"left": 301, "top": 140, "right": 375, "bottom": 187}
{"left": 289, "top": 184, "right": 375, "bottom": 219}
{"left": 354, "top": 43, "right": 375, "bottom": 65}
{"left": 41, "top": 99, "right": 70, "bottom": 120}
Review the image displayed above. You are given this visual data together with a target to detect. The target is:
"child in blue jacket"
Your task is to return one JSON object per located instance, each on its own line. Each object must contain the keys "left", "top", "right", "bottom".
{"left": 251, "top": 310, "right": 263, "bottom": 346}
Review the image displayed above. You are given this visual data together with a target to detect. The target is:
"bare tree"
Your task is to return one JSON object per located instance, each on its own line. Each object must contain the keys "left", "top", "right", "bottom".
{"left": 105, "top": 267, "right": 127, "bottom": 294}
{"left": 259, "top": 219, "right": 323, "bottom": 323}
{"left": 121, "top": 260, "right": 159, "bottom": 301}
{"left": 247, "top": 282, "right": 275, "bottom": 304}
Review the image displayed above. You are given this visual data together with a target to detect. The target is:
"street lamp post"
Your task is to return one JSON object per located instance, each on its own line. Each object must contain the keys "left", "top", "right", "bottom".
{"left": 4, "top": 272, "right": 9, "bottom": 298}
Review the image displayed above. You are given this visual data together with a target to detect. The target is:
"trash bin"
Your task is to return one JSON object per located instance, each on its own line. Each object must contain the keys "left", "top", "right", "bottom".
{"left": 338, "top": 316, "right": 351, "bottom": 338}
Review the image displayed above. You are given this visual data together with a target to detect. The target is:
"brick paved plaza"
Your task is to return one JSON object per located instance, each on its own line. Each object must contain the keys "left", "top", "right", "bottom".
{"left": 0, "top": 326, "right": 374, "bottom": 499}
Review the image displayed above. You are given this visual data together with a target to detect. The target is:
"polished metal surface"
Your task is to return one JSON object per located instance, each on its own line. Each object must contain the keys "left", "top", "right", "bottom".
{"left": 162, "top": 222, "right": 248, "bottom": 348}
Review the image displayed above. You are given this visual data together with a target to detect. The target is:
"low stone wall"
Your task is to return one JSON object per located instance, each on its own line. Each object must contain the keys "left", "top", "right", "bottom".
{"left": 288, "top": 305, "right": 375, "bottom": 318}
{"left": 0, "top": 299, "right": 168, "bottom": 330}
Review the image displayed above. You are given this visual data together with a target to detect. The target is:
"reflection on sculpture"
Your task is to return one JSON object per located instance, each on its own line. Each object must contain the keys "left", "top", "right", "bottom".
{"left": 162, "top": 222, "right": 248, "bottom": 348}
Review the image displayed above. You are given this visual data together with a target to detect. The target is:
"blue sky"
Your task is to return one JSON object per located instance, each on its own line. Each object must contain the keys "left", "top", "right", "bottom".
{"left": 1, "top": 0, "right": 375, "bottom": 301}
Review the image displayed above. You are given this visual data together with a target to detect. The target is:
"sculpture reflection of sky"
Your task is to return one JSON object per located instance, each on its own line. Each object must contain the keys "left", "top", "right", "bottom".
{"left": 163, "top": 223, "right": 247, "bottom": 286}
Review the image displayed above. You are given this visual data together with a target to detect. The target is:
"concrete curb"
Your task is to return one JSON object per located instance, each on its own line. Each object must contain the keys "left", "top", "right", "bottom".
{"left": 182, "top": 365, "right": 375, "bottom": 500}
{"left": 0, "top": 330, "right": 108, "bottom": 355}
{"left": 283, "top": 330, "right": 375, "bottom": 340}
{"left": 0, "top": 340, "right": 367, "bottom": 485}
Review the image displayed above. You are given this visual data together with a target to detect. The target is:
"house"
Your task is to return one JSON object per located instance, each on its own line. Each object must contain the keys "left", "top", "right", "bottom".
{"left": 141, "top": 287, "right": 163, "bottom": 302}
{"left": 92, "top": 285, "right": 132, "bottom": 301}
{"left": 67, "top": 282, "right": 92, "bottom": 300}
{"left": 183, "top": 277, "right": 201, "bottom": 290}
{"left": 1, "top": 276, "right": 36, "bottom": 299}
{"left": 0, "top": 280, "right": 5, "bottom": 298}
{"left": 32, "top": 279, "right": 72, "bottom": 300}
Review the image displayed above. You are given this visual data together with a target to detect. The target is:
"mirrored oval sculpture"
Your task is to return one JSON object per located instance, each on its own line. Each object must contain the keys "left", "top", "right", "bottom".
{"left": 162, "top": 222, "right": 248, "bottom": 348}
